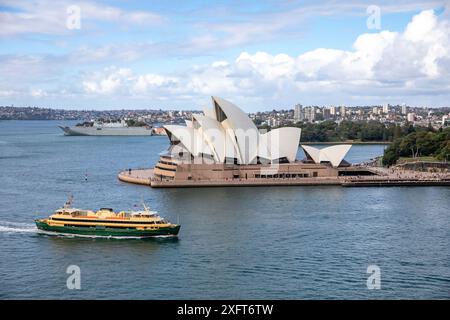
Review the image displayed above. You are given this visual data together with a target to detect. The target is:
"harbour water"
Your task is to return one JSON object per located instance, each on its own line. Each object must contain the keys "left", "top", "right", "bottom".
{"left": 0, "top": 120, "right": 449, "bottom": 299}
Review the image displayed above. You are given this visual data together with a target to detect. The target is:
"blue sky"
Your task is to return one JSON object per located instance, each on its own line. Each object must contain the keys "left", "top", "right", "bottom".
{"left": 0, "top": 0, "right": 449, "bottom": 110}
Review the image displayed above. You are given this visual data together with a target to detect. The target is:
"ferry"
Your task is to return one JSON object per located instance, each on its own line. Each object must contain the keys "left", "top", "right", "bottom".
{"left": 35, "top": 196, "right": 180, "bottom": 238}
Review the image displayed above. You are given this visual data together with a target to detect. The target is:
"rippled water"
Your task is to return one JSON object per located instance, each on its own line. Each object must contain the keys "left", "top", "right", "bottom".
{"left": 0, "top": 120, "right": 449, "bottom": 299}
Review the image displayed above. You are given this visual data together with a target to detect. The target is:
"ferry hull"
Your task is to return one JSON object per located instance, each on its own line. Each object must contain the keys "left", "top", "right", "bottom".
{"left": 35, "top": 220, "right": 180, "bottom": 238}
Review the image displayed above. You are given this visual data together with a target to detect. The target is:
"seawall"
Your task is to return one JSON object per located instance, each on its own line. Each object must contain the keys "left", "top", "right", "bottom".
{"left": 118, "top": 168, "right": 450, "bottom": 188}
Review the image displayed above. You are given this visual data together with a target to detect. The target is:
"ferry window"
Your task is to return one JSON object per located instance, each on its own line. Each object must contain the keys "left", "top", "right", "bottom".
{"left": 313, "top": 172, "right": 318, "bottom": 177}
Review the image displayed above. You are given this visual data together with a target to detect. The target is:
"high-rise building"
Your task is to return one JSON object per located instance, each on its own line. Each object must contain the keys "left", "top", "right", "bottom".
{"left": 330, "top": 106, "right": 336, "bottom": 116}
{"left": 340, "top": 105, "right": 346, "bottom": 117}
{"left": 311, "top": 106, "right": 316, "bottom": 121}
{"left": 323, "top": 108, "right": 331, "bottom": 119}
{"left": 383, "top": 103, "right": 389, "bottom": 114}
{"left": 294, "top": 104, "right": 303, "bottom": 122}
{"left": 305, "top": 107, "right": 316, "bottom": 122}
{"left": 401, "top": 103, "right": 407, "bottom": 115}
{"left": 372, "top": 107, "right": 378, "bottom": 115}
{"left": 407, "top": 113, "right": 415, "bottom": 122}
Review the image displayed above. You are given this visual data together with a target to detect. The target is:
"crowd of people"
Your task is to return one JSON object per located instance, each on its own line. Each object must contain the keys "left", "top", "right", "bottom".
{"left": 342, "top": 166, "right": 450, "bottom": 182}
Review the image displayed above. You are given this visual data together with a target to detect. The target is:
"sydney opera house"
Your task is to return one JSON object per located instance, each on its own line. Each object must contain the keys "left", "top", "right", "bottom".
{"left": 145, "top": 96, "right": 363, "bottom": 187}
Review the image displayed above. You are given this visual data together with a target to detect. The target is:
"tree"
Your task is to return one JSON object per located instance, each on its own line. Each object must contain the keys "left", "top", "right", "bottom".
{"left": 382, "top": 127, "right": 450, "bottom": 165}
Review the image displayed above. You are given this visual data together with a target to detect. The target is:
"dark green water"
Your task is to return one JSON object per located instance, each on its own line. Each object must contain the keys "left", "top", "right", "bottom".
{"left": 0, "top": 120, "right": 449, "bottom": 299}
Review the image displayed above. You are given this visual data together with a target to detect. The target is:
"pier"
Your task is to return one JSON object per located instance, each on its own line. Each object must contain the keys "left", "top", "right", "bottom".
{"left": 118, "top": 166, "right": 450, "bottom": 188}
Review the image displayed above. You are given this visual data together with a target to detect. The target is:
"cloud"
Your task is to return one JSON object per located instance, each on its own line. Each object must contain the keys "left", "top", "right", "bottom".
{"left": 173, "top": 0, "right": 446, "bottom": 56}
{"left": 2, "top": 8, "right": 450, "bottom": 109}
{"left": 82, "top": 67, "right": 133, "bottom": 94}
{"left": 76, "top": 10, "right": 450, "bottom": 108}
{"left": 30, "top": 89, "right": 48, "bottom": 97}
{"left": 82, "top": 67, "right": 179, "bottom": 96}
{"left": 0, "top": 0, "right": 165, "bottom": 36}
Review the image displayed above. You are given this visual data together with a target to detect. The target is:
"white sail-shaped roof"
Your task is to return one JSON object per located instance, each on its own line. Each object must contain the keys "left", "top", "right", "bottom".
{"left": 192, "top": 114, "right": 240, "bottom": 162}
{"left": 301, "top": 144, "right": 351, "bottom": 167}
{"left": 261, "top": 127, "right": 301, "bottom": 163}
{"left": 164, "top": 125, "right": 194, "bottom": 155}
{"left": 202, "top": 105, "right": 216, "bottom": 120}
{"left": 212, "top": 96, "right": 261, "bottom": 164}
{"left": 164, "top": 125, "right": 214, "bottom": 159}
{"left": 320, "top": 145, "right": 352, "bottom": 167}
{"left": 164, "top": 97, "right": 302, "bottom": 165}
{"left": 302, "top": 145, "right": 320, "bottom": 163}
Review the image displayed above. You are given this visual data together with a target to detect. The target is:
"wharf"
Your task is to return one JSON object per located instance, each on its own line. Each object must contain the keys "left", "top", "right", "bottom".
{"left": 118, "top": 168, "right": 450, "bottom": 188}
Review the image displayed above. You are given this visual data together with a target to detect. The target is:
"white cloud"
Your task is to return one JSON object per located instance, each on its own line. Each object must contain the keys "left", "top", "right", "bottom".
{"left": 82, "top": 67, "right": 134, "bottom": 94}
{"left": 176, "top": 0, "right": 446, "bottom": 57}
{"left": 2, "top": 9, "right": 450, "bottom": 108}
{"left": 0, "top": 0, "right": 164, "bottom": 36}
{"left": 133, "top": 74, "right": 179, "bottom": 93}
{"left": 30, "top": 89, "right": 48, "bottom": 97}
{"left": 77, "top": 10, "right": 450, "bottom": 107}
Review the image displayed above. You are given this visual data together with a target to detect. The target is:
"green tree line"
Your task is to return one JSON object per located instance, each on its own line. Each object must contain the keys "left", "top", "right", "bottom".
{"left": 276, "top": 120, "right": 418, "bottom": 142}
{"left": 382, "top": 127, "right": 450, "bottom": 166}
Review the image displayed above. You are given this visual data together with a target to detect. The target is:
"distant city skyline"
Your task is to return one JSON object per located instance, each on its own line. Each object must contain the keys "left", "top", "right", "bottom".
{"left": 2, "top": 103, "right": 448, "bottom": 130}
{"left": 1, "top": 0, "right": 449, "bottom": 110}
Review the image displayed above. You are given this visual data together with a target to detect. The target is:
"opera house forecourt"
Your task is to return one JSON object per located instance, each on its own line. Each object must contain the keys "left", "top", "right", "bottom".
{"left": 119, "top": 96, "right": 379, "bottom": 188}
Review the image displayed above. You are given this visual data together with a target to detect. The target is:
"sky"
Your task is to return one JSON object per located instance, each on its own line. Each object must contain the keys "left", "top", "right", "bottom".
{"left": 0, "top": 0, "right": 449, "bottom": 111}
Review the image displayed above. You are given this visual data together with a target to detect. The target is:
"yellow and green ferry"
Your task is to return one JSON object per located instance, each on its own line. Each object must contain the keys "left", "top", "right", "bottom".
{"left": 35, "top": 197, "right": 180, "bottom": 238}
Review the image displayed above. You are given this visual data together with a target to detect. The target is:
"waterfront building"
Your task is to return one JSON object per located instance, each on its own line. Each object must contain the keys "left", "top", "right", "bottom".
{"left": 162, "top": 96, "right": 301, "bottom": 165}
{"left": 143, "top": 97, "right": 360, "bottom": 188}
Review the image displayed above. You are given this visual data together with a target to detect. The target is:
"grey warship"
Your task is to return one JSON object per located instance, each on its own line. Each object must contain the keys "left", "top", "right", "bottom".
{"left": 59, "top": 120, "right": 153, "bottom": 136}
